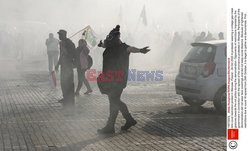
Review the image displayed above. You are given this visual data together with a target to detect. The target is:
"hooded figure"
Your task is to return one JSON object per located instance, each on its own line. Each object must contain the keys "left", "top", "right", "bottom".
{"left": 97, "top": 25, "right": 150, "bottom": 134}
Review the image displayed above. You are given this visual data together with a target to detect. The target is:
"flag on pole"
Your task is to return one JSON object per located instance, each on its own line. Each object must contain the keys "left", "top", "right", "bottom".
{"left": 82, "top": 25, "right": 97, "bottom": 47}
{"left": 140, "top": 5, "right": 148, "bottom": 26}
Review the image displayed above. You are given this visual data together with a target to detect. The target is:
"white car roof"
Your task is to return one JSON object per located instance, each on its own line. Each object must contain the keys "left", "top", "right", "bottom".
{"left": 192, "top": 40, "right": 227, "bottom": 46}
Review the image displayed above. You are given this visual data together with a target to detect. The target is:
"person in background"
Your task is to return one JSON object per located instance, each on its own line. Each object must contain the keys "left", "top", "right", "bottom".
{"left": 218, "top": 32, "right": 224, "bottom": 40}
{"left": 55, "top": 30, "right": 76, "bottom": 108}
{"left": 46, "top": 33, "right": 59, "bottom": 73}
{"left": 195, "top": 32, "right": 206, "bottom": 42}
{"left": 97, "top": 25, "right": 150, "bottom": 134}
{"left": 75, "top": 39, "right": 92, "bottom": 96}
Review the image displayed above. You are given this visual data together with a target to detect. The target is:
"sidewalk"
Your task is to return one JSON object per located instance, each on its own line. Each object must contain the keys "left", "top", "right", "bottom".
{"left": 0, "top": 60, "right": 226, "bottom": 151}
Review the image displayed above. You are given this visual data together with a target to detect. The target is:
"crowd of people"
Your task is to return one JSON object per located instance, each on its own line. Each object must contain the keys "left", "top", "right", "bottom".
{"left": 1, "top": 23, "right": 225, "bottom": 134}
{"left": 46, "top": 25, "right": 150, "bottom": 134}
{"left": 164, "top": 31, "right": 225, "bottom": 67}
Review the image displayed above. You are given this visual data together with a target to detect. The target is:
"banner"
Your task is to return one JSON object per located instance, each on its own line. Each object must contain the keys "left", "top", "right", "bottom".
{"left": 82, "top": 25, "right": 98, "bottom": 47}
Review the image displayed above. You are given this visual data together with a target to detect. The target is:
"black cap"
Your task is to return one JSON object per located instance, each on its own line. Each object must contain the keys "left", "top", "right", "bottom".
{"left": 109, "top": 25, "right": 120, "bottom": 36}
{"left": 57, "top": 29, "right": 67, "bottom": 35}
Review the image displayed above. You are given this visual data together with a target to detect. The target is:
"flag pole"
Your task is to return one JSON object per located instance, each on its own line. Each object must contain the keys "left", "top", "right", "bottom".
{"left": 133, "top": 4, "right": 147, "bottom": 33}
{"left": 69, "top": 28, "right": 85, "bottom": 39}
{"left": 69, "top": 25, "right": 90, "bottom": 39}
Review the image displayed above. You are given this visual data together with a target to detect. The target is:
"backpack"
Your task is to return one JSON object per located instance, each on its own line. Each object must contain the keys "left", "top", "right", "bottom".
{"left": 97, "top": 73, "right": 112, "bottom": 94}
{"left": 87, "top": 55, "right": 93, "bottom": 69}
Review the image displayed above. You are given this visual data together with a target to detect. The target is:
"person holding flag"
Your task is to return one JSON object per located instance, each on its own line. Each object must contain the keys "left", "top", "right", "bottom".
{"left": 75, "top": 39, "right": 92, "bottom": 95}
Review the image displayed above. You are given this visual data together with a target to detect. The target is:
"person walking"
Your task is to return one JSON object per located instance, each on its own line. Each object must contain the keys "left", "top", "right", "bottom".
{"left": 46, "top": 33, "right": 59, "bottom": 73}
{"left": 75, "top": 39, "right": 92, "bottom": 96}
{"left": 205, "top": 32, "right": 216, "bottom": 41}
{"left": 97, "top": 25, "right": 150, "bottom": 134}
{"left": 55, "top": 30, "right": 76, "bottom": 108}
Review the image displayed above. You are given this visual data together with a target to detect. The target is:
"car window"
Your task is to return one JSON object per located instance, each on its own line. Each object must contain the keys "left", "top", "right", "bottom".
{"left": 184, "top": 45, "right": 216, "bottom": 63}
{"left": 224, "top": 46, "right": 227, "bottom": 57}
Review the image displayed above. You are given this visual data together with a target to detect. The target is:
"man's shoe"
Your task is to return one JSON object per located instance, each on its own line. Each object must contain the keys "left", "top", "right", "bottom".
{"left": 121, "top": 119, "right": 137, "bottom": 131}
{"left": 97, "top": 126, "right": 115, "bottom": 134}
{"left": 84, "top": 90, "right": 93, "bottom": 95}
{"left": 58, "top": 98, "right": 64, "bottom": 103}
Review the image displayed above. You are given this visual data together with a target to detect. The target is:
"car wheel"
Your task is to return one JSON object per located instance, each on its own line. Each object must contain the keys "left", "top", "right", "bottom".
{"left": 182, "top": 96, "right": 206, "bottom": 106}
{"left": 213, "top": 87, "right": 226, "bottom": 114}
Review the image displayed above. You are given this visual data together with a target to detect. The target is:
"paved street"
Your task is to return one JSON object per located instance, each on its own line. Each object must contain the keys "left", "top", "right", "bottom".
{"left": 0, "top": 60, "right": 226, "bottom": 151}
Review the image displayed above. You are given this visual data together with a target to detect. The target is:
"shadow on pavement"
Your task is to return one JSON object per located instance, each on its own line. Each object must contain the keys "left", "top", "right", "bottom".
{"left": 142, "top": 105, "right": 226, "bottom": 138}
{"left": 52, "top": 134, "right": 116, "bottom": 151}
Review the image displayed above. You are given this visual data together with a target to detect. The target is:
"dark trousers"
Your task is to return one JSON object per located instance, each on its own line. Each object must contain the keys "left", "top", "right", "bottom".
{"left": 76, "top": 68, "right": 92, "bottom": 93}
{"left": 107, "top": 87, "right": 133, "bottom": 127}
{"left": 60, "top": 65, "right": 75, "bottom": 107}
{"left": 47, "top": 51, "right": 58, "bottom": 72}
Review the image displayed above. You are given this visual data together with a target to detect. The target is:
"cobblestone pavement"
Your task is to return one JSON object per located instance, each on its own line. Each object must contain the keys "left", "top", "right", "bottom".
{"left": 0, "top": 60, "right": 226, "bottom": 151}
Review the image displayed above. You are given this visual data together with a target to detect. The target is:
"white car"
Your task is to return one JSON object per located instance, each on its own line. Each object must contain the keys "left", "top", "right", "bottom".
{"left": 175, "top": 40, "right": 226, "bottom": 113}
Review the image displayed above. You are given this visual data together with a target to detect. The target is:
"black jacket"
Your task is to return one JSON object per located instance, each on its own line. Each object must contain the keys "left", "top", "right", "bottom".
{"left": 99, "top": 43, "right": 130, "bottom": 91}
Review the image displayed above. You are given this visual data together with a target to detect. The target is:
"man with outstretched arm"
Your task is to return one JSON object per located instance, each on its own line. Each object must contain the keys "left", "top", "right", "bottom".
{"left": 97, "top": 25, "right": 150, "bottom": 134}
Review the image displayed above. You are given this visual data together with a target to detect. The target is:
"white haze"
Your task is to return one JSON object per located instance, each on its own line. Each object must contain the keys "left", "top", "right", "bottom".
{"left": 0, "top": 0, "right": 226, "bottom": 70}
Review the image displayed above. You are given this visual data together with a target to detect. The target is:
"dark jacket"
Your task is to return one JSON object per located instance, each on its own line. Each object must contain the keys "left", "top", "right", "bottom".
{"left": 76, "top": 45, "right": 90, "bottom": 69}
{"left": 58, "top": 38, "right": 76, "bottom": 66}
{"left": 98, "top": 43, "right": 130, "bottom": 94}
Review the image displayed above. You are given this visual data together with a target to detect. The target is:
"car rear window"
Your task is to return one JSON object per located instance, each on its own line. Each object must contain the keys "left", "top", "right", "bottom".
{"left": 183, "top": 45, "right": 216, "bottom": 63}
